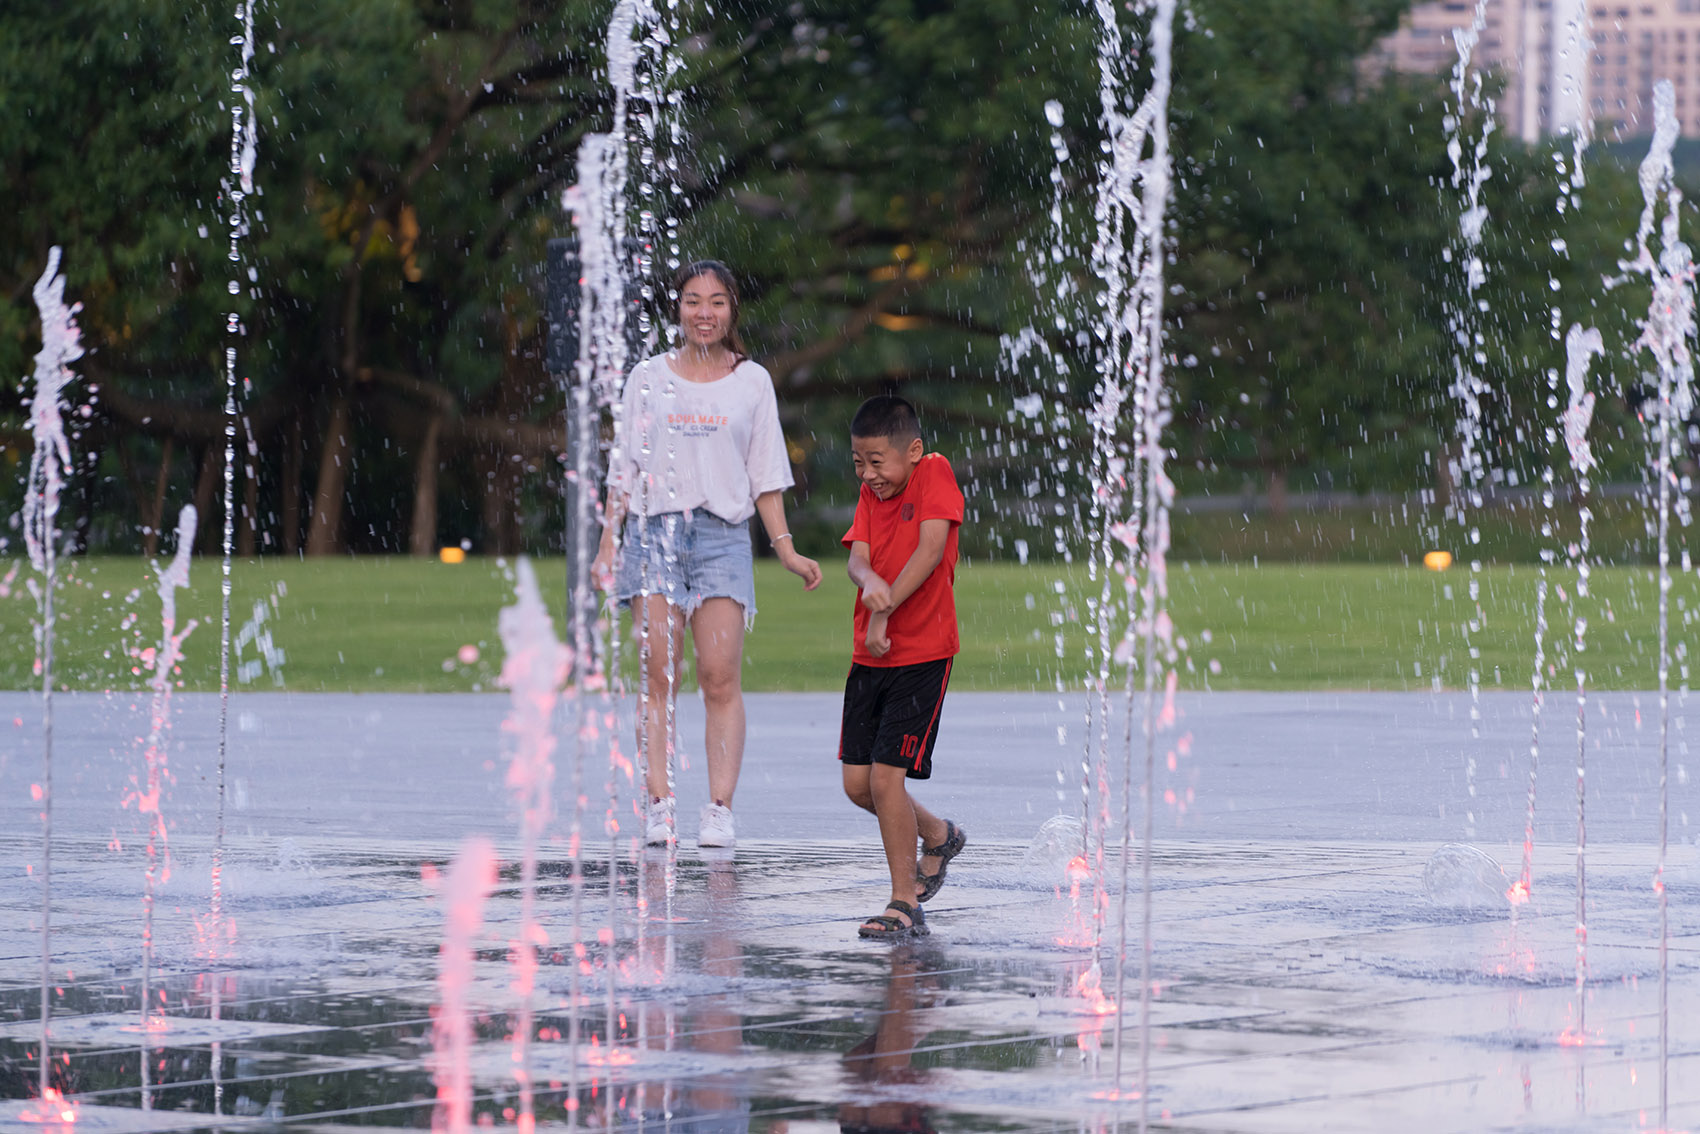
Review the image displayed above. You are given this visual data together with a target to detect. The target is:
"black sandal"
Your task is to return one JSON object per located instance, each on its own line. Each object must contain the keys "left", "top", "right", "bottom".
{"left": 915, "top": 820, "right": 966, "bottom": 903}
{"left": 858, "top": 899, "right": 928, "bottom": 939}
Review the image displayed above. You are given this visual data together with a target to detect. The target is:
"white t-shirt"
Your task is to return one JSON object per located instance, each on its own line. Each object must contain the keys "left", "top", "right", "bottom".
{"left": 608, "top": 354, "right": 795, "bottom": 524}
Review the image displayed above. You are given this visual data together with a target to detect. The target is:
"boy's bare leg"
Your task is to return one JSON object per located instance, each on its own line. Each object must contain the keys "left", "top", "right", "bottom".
{"left": 690, "top": 597, "right": 746, "bottom": 807}
{"left": 869, "top": 765, "right": 922, "bottom": 919}
{"left": 842, "top": 764, "right": 874, "bottom": 814}
{"left": 913, "top": 806, "right": 950, "bottom": 891}
{"left": 848, "top": 765, "right": 950, "bottom": 903}
{"left": 636, "top": 595, "right": 686, "bottom": 801}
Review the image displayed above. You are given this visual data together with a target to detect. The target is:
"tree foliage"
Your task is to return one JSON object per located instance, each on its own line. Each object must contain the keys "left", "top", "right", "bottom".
{"left": 0, "top": 0, "right": 1676, "bottom": 561}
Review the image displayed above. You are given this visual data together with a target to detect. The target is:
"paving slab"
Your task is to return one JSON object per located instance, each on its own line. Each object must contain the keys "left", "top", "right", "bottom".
{"left": 0, "top": 691, "right": 1695, "bottom": 1132}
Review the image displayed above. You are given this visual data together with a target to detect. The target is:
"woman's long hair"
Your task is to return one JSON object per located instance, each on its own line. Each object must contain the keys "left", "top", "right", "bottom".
{"left": 675, "top": 259, "right": 748, "bottom": 361}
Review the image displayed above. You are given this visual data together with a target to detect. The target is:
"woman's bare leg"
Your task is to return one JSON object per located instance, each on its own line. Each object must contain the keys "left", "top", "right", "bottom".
{"left": 634, "top": 594, "right": 686, "bottom": 801}
{"left": 690, "top": 597, "right": 746, "bottom": 807}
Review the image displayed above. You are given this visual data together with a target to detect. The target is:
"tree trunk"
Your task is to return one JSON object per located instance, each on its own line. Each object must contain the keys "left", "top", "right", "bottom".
{"left": 1434, "top": 446, "right": 1456, "bottom": 510}
{"left": 144, "top": 438, "right": 174, "bottom": 558}
{"left": 478, "top": 449, "right": 503, "bottom": 556}
{"left": 282, "top": 413, "right": 302, "bottom": 555}
{"left": 410, "top": 412, "right": 443, "bottom": 557}
{"left": 306, "top": 391, "right": 352, "bottom": 557}
{"left": 238, "top": 417, "right": 258, "bottom": 557}
{"left": 1267, "top": 467, "right": 1289, "bottom": 518}
{"left": 192, "top": 443, "right": 221, "bottom": 552}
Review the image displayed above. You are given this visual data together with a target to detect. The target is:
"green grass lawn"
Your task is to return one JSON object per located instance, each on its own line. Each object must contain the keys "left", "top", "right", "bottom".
{"left": 1, "top": 555, "right": 1691, "bottom": 694}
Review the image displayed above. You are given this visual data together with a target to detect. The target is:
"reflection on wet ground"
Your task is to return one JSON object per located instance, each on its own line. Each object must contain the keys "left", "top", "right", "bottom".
{"left": 1, "top": 836, "right": 1696, "bottom": 1132}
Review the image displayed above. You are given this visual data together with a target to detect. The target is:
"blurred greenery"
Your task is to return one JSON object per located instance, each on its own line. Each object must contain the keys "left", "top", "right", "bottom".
{"left": 7, "top": 554, "right": 1693, "bottom": 693}
{"left": 1, "top": 0, "right": 1691, "bottom": 569}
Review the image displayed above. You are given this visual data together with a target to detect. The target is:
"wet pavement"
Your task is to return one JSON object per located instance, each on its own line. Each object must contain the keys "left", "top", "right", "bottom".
{"left": 0, "top": 691, "right": 1697, "bottom": 1132}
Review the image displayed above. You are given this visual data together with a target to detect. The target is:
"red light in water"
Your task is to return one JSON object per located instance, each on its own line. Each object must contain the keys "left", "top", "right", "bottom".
{"left": 1557, "top": 1028, "right": 1591, "bottom": 1047}
{"left": 20, "top": 1088, "right": 79, "bottom": 1125}
{"left": 584, "top": 1047, "right": 636, "bottom": 1066}
{"left": 1074, "top": 967, "right": 1117, "bottom": 1016}
{"left": 1506, "top": 879, "right": 1530, "bottom": 905}
{"left": 118, "top": 1017, "right": 172, "bottom": 1035}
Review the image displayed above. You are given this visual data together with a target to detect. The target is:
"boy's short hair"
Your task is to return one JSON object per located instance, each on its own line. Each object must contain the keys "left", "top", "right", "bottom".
{"left": 850, "top": 395, "right": 923, "bottom": 444}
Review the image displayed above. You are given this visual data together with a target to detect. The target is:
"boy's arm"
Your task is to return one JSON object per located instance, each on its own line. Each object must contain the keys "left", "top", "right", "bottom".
{"left": 847, "top": 540, "right": 893, "bottom": 612}
{"left": 882, "top": 518, "right": 952, "bottom": 610}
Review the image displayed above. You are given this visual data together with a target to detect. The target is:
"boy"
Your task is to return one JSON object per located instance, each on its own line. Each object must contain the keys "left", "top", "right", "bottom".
{"left": 839, "top": 395, "right": 967, "bottom": 939}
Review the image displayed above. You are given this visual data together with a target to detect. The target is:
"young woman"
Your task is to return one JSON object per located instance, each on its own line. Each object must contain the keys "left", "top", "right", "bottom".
{"left": 592, "top": 260, "right": 822, "bottom": 848}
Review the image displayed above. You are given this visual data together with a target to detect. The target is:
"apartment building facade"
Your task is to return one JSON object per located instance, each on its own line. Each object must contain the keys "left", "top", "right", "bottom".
{"left": 1373, "top": 0, "right": 1700, "bottom": 140}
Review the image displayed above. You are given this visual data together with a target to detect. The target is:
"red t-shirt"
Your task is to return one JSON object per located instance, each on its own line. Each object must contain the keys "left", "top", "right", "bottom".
{"left": 841, "top": 452, "right": 964, "bottom": 667}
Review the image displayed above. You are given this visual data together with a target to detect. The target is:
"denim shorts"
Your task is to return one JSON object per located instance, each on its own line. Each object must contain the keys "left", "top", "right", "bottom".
{"left": 614, "top": 510, "right": 757, "bottom": 626}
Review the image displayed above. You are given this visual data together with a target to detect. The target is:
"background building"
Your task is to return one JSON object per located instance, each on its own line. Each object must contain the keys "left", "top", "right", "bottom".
{"left": 1373, "top": 0, "right": 1700, "bottom": 140}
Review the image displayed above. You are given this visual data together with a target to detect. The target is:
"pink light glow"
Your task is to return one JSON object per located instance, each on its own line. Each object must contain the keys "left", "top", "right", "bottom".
{"left": 584, "top": 1046, "right": 636, "bottom": 1067}
{"left": 1075, "top": 963, "right": 1118, "bottom": 1017}
{"left": 432, "top": 838, "right": 497, "bottom": 1134}
{"left": 18, "top": 1088, "right": 78, "bottom": 1126}
{"left": 117, "top": 1017, "right": 172, "bottom": 1034}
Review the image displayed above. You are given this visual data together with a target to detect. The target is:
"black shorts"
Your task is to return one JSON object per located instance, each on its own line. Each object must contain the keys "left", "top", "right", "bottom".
{"left": 838, "top": 657, "right": 953, "bottom": 780}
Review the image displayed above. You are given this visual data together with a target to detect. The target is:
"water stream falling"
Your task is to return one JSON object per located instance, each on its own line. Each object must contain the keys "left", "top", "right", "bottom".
{"left": 1619, "top": 80, "right": 1690, "bottom": 1127}
{"left": 496, "top": 558, "right": 571, "bottom": 1133}
{"left": 1523, "top": 73, "right": 1598, "bottom": 911}
{"left": 24, "top": 245, "right": 83, "bottom": 1115}
{"left": 135, "top": 504, "right": 199, "bottom": 1086}
{"left": 1440, "top": 0, "right": 1494, "bottom": 839}
{"left": 212, "top": 0, "right": 260, "bottom": 963}
{"left": 1516, "top": 9, "right": 1594, "bottom": 917}
{"left": 1002, "top": 96, "right": 1091, "bottom": 906}
{"left": 1559, "top": 322, "right": 1603, "bottom": 1049}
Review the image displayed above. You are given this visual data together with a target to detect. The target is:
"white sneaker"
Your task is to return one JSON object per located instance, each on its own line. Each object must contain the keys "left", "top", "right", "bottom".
{"left": 645, "top": 796, "right": 676, "bottom": 846}
{"left": 698, "top": 803, "right": 736, "bottom": 848}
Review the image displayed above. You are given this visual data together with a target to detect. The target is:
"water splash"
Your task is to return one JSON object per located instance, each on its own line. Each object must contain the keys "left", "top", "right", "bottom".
{"left": 1440, "top": 0, "right": 1494, "bottom": 838}
{"left": 1001, "top": 96, "right": 1085, "bottom": 823}
{"left": 213, "top": 0, "right": 261, "bottom": 963}
{"left": 24, "top": 245, "right": 83, "bottom": 1107}
{"left": 234, "top": 584, "right": 288, "bottom": 687}
{"left": 430, "top": 838, "right": 497, "bottom": 1134}
{"left": 1618, "top": 80, "right": 1689, "bottom": 1130}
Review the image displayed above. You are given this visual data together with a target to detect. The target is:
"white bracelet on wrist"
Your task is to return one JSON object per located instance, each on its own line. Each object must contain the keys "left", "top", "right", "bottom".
{"left": 771, "top": 533, "right": 793, "bottom": 548}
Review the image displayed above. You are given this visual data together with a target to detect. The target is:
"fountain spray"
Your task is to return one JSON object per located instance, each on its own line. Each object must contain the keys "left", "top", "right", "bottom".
{"left": 24, "top": 245, "right": 83, "bottom": 1111}
{"left": 496, "top": 558, "right": 570, "bottom": 1134}
{"left": 432, "top": 838, "right": 497, "bottom": 1134}
{"left": 1069, "top": 0, "right": 1182, "bottom": 1124}
{"left": 1517, "top": 14, "right": 1594, "bottom": 911}
{"left": 1440, "top": 0, "right": 1494, "bottom": 839}
{"left": 560, "top": 0, "right": 678, "bottom": 1113}
{"left": 137, "top": 504, "right": 199, "bottom": 1075}
{"left": 1620, "top": 81, "right": 1690, "bottom": 1129}
{"left": 213, "top": 0, "right": 260, "bottom": 963}
{"left": 1558, "top": 323, "right": 1603, "bottom": 1050}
